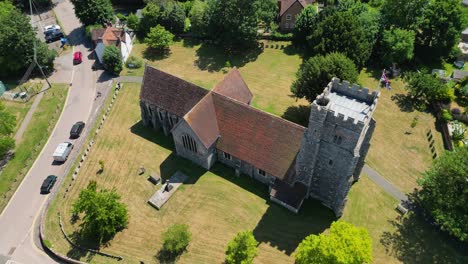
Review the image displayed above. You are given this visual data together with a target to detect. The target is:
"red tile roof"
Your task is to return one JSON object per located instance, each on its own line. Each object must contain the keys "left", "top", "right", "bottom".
{"left": 279, "top": 0, "right": 315, "bottom": 17}
{"left": 211, "top": 93, "right": 306, "bottom": 179}
{"left": 91, "top": 27, "right": 125, "bottom": 46}
{"left": 213, "top": 68, "right": 253, "bottom": 104}
{"left": 140, "top": 66, "right": 209, "bottom": 117}
{"left": 184, "top": 94, "right": 219, "bottom": 148}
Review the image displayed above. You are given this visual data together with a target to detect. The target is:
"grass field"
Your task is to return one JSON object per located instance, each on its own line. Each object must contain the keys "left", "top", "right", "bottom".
{"left": 0, "top": 84, "right": 68, "bottom": 212}
{"left": 44, "top": 84, "right": 464, "bottom": 264}
{"left": 123, "top": 40, "right": 308, "bottom": 116}
{"left": 3, "top": 99, "right": 33, "bottom": 133}
{"left": 358, "top": 69, "right": 445, "bottom": 193}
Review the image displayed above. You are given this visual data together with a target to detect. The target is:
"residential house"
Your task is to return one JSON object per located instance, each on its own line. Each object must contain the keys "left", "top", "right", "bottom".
{"left": 91, "top": 27, "right": 134, "bottom": 64}
{"left": 277, "top": 0, "right": 315, "bottom": 32}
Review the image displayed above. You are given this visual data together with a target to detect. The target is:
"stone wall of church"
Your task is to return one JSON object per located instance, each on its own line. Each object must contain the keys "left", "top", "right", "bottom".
{"left": 217, "top": 150, "right": 275, "bottom": 185}
{"left": 172, "top": 121, "right": 217, "bottom": 170}
{"left": 140, "top": 101, "right": 180, "bottom": 135}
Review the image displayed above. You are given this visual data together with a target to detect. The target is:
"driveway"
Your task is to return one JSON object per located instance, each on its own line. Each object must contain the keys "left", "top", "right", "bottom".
{"left": 0, "top": 1, "right": 109, "bottom": 263}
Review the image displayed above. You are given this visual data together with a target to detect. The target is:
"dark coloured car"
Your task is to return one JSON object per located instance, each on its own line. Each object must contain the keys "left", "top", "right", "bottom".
{"left": 45, "top": 30, "right": 64, "bottom": 43}
{"left": 40, "top": 175, "right": 57, "bottom": 194}
{"left": 69, "top": 121, "right": 85, "bottom": 139}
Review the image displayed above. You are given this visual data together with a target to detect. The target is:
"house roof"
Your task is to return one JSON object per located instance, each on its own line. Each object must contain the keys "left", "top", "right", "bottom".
{"left": 452, "top": 70, "right": 468, "bottom": 80}
{"left": 211, "top": 92, "right": 306, "bottom": 179}
{"left": 91, "top": 27, "right": 126, "bottom": 46}
{"left": 140, "top": 66, "right": 209, "bottom": 117}
{"left": 212, "top": 68, "right": 253, "bottom": 104}
{"left": 279, "top": 0, "right": 315, "bottom": 17}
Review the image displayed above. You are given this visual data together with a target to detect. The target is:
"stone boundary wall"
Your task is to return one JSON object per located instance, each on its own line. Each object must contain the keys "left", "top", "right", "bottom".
{"left": 39, "top": 83, "right": 124, "bottom": 263}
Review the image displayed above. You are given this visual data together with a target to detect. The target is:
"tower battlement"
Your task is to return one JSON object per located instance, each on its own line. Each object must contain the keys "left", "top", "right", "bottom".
{"left": 329, "top": 78, "right": 380, "bottom": 104}
{"left": 311, "top": 78, "right": 380, "bottom": 132}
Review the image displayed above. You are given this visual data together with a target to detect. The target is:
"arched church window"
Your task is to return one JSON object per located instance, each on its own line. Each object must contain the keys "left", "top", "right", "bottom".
{"left": 182, "top": 134, "right": 198, "bottom": 153}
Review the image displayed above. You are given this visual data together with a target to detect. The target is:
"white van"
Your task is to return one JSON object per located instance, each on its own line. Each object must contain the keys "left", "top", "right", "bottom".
{"left": 53, "top": 142, "right": 73, "bottom": 162}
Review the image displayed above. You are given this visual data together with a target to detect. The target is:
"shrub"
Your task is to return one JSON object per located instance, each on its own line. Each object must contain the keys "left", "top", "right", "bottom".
{"left": 270, "top": 32, "right": 293, "bottom": 41}
{"left": 116, "top": 13, "right": 126, "bottom": 22}
{"left": 145, "top": 25, "right": 174, "bottom": 50}
{"left": 125, "top": 56, "right": 143, "bottom": 69}
{"left": 85, "top": 24, "right": 103, "bottom": 39}
{"left": 410, "top": 116, "right": 419, "bottom": 128}
{"left": 441, "top": 109, "right": 453, "bottom": 122}
{"left": 162, "top": 224, "right": 191, "bottom": 255}
{"left": 452, "top": 108, "right": 462, "bottom": 115}
{"left": 102, "top": 45, "right": 123, "bottom": 74}
{"left": 225, "top": 231, "right": 258, "bottom": 264}
{"left": 452, "top": 121, "right": 466, "bottom": 141}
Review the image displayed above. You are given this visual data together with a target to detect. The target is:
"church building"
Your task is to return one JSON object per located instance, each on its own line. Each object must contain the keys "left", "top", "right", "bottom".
{"left": 139, "top": 65, "right": 379, "bottom": 217}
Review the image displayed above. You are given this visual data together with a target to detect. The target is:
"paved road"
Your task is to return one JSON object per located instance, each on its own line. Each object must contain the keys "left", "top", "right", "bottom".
{"left": 363, "top": 165, "right": 408, "bottom": 202}
{"left": 0, "top": 1, "right": 100, "bottom": 263}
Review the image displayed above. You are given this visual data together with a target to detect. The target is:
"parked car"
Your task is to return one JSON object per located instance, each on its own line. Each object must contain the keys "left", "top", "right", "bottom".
{"left": 73, "top": 51, "right": 83, "bottom": 65}
{"left": 69, "top": 121, "right": 85, "bottom": 139}
{"left": 43, "top": 24, "right": 60, "bottom": 35}
{"left": 45, "top": 30, "right": 64, "bottom": 43}
{"left": 40, "top": 175, "right": 57, "bottom": 194}
{"left": 52, "top": 142, "right": 73, "bottom": 162}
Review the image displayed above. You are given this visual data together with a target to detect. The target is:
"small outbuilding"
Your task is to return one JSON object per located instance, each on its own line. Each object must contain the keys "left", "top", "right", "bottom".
{"left": 462, "top": 28, "right": 468, "bottom": 42}
{"left": 452, "top": 70, "right": 468, "bottom": 81}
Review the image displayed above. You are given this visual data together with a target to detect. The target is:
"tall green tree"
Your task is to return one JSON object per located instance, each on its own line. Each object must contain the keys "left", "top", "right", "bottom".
{"left": 417, "top": 0, "right": 462, "bottom": 58}
{"left": 294, "top": 221, "right": 373, "bottom": 264}
{"left": 72, "top": 181, "right": 128, "bottom": 244}
{"left": 189, "top": 0, "right": 208, "bottom": 37}
{"left": 102, "top": 46, "right": 123, "bottom": 74}
{"left": 70, "top": 0, "right": 114, "bottom": 26}
{"left": 381, "top": 28, "right": 415, "bottom": 65}
{"left": 145, "top": 25, "right": 174, "bottom": 50}
{"left": 417, "top": 147, "right": 468, "bottom": 242}
{"left": 161, "top": 224, "right": 192, "bottom": 255}
{"left": 126, "top": 12, "right": 140, "bottom": 30}
{"left": 293, "top": 5, "right": 318, "bottom": 46}
{"left": 139, "top": 0, "right": 186, "bottom": 36}
{"left": 255, "top": 0, "right": 278, "bottom": 26}
{"left": 0, "top": 1, "right": 56, "bottom": 78}
{"left": 307, "top": 10, "right": 372, "bottom": 68}
{"left": 207, "top": 0, "right": 259, "bottom": 51}
{"left": 291, "top": 52, "right": 358, "bottom": 102}
{"left": 225, "top": 231, "right": 258, "bottom": 264}
{"left": 381, "top": 0, "right": 425, "bottom": 30}
{"left": 405, "top": 72, "right": 455, "bottom": 105}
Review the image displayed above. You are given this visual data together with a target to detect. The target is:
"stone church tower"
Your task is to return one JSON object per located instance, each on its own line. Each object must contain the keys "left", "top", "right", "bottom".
{"left": 295, "top": 78, "right": 379, "bottom": 217}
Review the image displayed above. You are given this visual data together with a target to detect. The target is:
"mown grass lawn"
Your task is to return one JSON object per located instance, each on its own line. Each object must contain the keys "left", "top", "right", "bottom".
{"left": 123, "top": 40, "right": 308, "bottom": 117}
{"left": 0, "top": 84, "right": 68, "bottom": 212}
{"left": 44, "top": 84, "right": 464, "bottom": 264}
{"left": 358, "top": 69, "right": 445, "bottom": 193}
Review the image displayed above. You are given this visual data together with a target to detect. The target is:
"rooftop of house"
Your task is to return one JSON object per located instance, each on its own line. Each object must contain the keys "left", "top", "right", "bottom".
{"left": 91, "top": 27, "right": 126, "bottom": 47}
{"left": 452, "top": 70, "right": 468, "bottom": 80}
{"left": 278, "top": 0, "right": 315, "bottom": 17}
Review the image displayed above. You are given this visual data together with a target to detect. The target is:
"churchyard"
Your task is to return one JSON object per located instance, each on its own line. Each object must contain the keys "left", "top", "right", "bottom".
{"left": 44, "top": 82, "right": 463, "bottom": 263}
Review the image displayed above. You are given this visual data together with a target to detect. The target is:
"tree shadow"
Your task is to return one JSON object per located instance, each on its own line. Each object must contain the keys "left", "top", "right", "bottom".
{"left": 155, "top": 248, "right": 184, "bottom": 264}
{"left": 391, "top": 94, "right": 415, "bottom": 112}
{"left": 143, "top": 47, "right": 171, "bottom": 61}
{"left": 253, "top": 199, "right": 335, "bottom": 255}
{"left": 66, "top": 231, "right": 99, "bottom": 261}
{"left": 380, "top": 213, "right": 468, "bottom": 264}
{"left": 282, "top": 105, "right": 311, "bottom": 127}
{"left": 282, "top": 44, "right": 304, "bottom": 57}
{"left": 130, "top": 121, "right": 174, "bottom": 151}
{"left": 194, "top": 43, "right": 262, "bottom": 72}
{"left": 181, "top": 38, "right": 202, "bottom": 48}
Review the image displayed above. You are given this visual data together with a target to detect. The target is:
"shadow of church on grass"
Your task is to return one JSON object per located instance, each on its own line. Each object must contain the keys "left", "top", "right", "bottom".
{"left": 131, "top": 120, "right": 335, "bottom": 255}
{"left": 253, "top": 200, "right": 335, "bottom": 255}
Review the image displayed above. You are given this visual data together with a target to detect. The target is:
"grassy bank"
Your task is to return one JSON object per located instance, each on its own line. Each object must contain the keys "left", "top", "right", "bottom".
{"left": 0, "top": 84, "right": 68, "bottom": 212}
{"left": 3, "top": 99, "right": 33, "bottom": 133}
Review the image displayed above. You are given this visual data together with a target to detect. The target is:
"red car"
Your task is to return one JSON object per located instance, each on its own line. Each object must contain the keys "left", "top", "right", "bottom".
{"left": 73, "top": 51, "right": 82, "bottom": 64}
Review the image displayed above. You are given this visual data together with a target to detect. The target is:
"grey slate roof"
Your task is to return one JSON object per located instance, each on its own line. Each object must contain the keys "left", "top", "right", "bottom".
{"left": 328, "top": 92, "right": 372, "bottom": 122}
